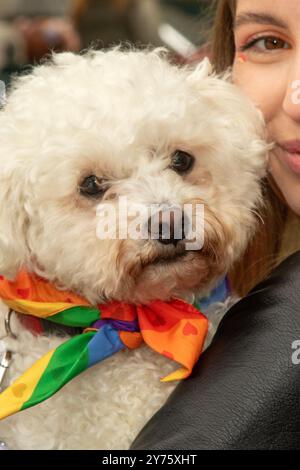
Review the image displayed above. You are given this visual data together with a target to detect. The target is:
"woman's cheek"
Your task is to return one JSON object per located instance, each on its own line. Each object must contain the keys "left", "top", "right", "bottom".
{"left": 270, "top": 153, "right": 300, "bottom": 215}
{"left": 232, "top": 62, "right": 282, "bottom": 123}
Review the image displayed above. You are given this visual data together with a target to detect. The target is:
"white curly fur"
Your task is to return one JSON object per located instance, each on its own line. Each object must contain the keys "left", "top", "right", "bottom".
{"left": 0, "top": 47, "right": 268, "bottom": 449}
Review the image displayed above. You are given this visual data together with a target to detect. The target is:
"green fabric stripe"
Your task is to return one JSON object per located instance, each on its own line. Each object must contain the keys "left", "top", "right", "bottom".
{"left": 46, "top": 306, "right": 100, "bottom": 327}
{"left": 21, "top": 332, "right": 95, "bottom": 411}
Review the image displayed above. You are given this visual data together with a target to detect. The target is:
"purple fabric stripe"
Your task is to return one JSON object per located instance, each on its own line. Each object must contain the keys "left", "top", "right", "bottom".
{"left": 92, "top": 318, "right": 139, "bottom": 332}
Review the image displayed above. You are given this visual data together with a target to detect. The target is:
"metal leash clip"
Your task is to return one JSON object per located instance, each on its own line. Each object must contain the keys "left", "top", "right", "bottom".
{"left": 0, "top": 349, "right": 12, "bottom": 391}
{"left": 0, "top": 309, "right": 14, "bottom": 450}
{"left": 0, "top": 309, "right": 16, "bottom": 391}
{"left": 4, "top": 309, "right": 17, "bottom": 339}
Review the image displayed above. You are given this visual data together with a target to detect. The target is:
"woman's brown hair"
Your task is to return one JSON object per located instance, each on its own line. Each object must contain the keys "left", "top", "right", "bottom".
{"left": 210, "top": 0, "right": 300, "bottom": 296}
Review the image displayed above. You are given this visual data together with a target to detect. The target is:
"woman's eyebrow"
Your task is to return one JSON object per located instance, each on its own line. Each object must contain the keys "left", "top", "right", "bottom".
{"left": 234, "top": 12, "right": 288, "bottom": 30}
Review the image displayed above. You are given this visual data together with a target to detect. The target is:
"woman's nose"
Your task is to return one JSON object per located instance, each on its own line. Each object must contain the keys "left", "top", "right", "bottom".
{"left": 282, "top": 62, "right": 300, "bottom": 123}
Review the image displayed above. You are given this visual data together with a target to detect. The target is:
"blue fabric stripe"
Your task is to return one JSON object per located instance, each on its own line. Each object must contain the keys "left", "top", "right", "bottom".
{"left": 87, "top": 323, "right": 125, "bottom": 367}
{"left": 197, "top": 276, "right": 230, "bottom": 310}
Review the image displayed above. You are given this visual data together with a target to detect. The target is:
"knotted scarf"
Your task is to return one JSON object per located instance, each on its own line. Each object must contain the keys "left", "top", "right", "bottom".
{"left": 0, "top": 270, "right": 208, "bottom": 420}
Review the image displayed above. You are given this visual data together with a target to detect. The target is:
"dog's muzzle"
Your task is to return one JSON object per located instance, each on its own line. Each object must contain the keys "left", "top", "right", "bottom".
{"left": 146, "top": 207, "right": 190, "bottom": 247}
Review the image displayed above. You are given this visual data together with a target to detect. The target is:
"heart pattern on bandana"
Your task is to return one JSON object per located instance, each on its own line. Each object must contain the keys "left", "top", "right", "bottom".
{"left": 183, "top": 321, "right": 198, "bottom": 336}
{"left": 12, "top": 383, "right": 27, "bottom": 398}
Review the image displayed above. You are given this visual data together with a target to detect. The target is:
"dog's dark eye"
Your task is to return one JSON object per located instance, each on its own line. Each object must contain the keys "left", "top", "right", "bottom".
{"left": 79, "top": 175, "right": 108, "bottom": 198}
{"left": 170, "top": 150, "right": 195, "bottom": 174}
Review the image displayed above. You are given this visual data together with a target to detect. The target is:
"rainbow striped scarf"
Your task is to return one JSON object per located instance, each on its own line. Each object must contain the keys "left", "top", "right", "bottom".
{"left": 0, "top": 270, "right": 208, "bottom": 420}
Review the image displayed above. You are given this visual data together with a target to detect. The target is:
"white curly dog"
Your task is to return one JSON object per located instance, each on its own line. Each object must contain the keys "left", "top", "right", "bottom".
{"left": 0, "top": 47, "right": 268, "bottom": 449}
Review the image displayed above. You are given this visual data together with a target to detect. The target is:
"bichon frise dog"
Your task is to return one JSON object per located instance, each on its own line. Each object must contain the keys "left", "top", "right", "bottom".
{"left": 0, "top": 47, "right": 268, "bottom": 450}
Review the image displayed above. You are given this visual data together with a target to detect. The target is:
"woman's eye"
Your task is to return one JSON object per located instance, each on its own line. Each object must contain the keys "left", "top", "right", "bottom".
{"left": 79, "top": 175, "right": 109, "bottom": 198}
{"left": 242, "top": 36, "right": 290, "bottom": 53}
{"left": 170, "top": 150, "right": 195, "bottom": 174}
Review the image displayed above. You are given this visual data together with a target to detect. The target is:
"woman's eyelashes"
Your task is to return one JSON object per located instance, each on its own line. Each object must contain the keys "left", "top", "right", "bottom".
{"left": 239, "top": 35, "right": 291, "bottom": 54}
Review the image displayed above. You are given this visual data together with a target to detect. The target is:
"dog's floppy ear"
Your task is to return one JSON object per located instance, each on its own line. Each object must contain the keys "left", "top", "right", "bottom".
{"left": 187, "top": 57, "right": 213, "bottom": 82}
{"left": 0, "top": 165, "right": 29, "bottom": 279}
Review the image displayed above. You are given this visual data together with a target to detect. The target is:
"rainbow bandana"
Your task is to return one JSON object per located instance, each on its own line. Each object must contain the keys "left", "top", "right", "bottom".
{"left": 0, "top": 270, "right": 208, "bottom": 420}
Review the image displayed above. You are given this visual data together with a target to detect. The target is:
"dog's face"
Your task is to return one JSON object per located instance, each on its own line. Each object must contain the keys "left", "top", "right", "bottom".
{"left": 0, "top": 49, "right": 268, "bottom": 303}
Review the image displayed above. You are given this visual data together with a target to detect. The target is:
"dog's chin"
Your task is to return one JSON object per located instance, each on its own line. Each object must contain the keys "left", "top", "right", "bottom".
{"left": 119, "top": 248, "right": 227, "bottom": 305}
{"left": 141, "top": 244, "right": 189, "bottom": 268}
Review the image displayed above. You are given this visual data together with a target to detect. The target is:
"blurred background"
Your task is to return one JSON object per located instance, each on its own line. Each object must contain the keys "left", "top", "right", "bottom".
{"left": 0, "top": 0, "right": 212, "bottom": 88}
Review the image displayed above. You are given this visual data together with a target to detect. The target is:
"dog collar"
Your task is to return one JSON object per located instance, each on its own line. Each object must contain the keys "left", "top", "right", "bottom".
{"left": 0, "top": 270, "right": 208, "bottom": 420}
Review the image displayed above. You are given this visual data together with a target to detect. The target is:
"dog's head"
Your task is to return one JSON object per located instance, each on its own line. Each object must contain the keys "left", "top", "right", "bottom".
{"left": 0, "top": 48, "right": 268, "bottom": 303}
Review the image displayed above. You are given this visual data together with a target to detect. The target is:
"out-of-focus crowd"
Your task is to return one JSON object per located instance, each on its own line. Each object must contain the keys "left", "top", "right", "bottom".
{"left": 0, "top": 0, "right": 210, "bottom": 85}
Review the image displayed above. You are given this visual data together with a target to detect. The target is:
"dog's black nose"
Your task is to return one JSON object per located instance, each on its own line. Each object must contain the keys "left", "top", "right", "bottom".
{"left": 147, "top": 208, "right": 188, "bottom": 246}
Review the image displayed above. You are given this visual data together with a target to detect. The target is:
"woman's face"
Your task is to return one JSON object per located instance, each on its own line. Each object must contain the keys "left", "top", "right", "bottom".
{"left": 233, "top": 0, "right": 300, "bottom": 214}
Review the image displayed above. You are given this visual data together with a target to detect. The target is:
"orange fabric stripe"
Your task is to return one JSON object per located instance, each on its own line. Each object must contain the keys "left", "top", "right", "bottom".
{"left": 119, "top": 331, "right": 143, "bottom": 349}
{"left": 0, "top": 270, "right": 88, "bottom": 305}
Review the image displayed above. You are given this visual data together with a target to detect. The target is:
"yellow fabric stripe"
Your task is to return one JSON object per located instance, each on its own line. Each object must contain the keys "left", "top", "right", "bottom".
{"left": 160, "top": 366, "right": 189, "bottom": 382}
{"left": 3, "top": 299, "right": 83, "bottom": 318}
{"left": 0, "top": 349, "right": 54, "bottom": 420}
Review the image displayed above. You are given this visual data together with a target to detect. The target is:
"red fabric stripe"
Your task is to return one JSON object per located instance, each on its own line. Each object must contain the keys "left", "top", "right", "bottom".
{"left": 18, "top": 315, "right": 44, "bottom": 335}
